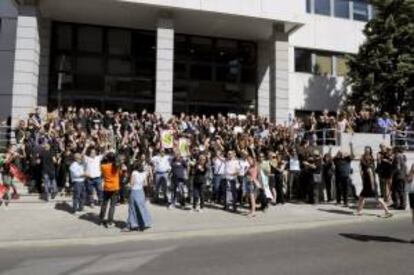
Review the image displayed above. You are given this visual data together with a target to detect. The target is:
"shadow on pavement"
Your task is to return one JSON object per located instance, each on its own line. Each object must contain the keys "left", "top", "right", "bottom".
{"left": 339, "top": 233, "right": 410, "bottom": 244}
{"left": 55, "top": 202, "right": 73, "bottom": 213}
{"left": 317, "top": 208, "right": 354, "bottom": 216}
{"left": 79, "top": 212, "right": 101, "bottom": 225}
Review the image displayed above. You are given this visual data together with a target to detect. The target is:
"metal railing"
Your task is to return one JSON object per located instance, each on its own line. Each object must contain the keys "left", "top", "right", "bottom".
{"left": 0, "top": 126, "right": 13, "bottom": 153}
{"left": 391, "top": 130, "right": 414, "bottom": 151}
{"left": 298, "top": 128, "right": 338, "bottom": 146}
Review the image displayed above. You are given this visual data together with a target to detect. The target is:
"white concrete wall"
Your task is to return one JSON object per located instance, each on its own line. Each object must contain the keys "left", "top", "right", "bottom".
{"left": 119, "top": 0, "right": 306, "bottom": 24}
{"left": 288, "top": 14, "right": 366, "bottom": 113}
{"left": 289, "top": 73, "right": 346, "bottom": 112}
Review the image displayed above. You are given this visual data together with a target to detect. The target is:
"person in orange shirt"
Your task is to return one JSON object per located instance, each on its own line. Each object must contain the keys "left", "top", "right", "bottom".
{"left": 99, "top": 152, "right": 120, "bottom": 227}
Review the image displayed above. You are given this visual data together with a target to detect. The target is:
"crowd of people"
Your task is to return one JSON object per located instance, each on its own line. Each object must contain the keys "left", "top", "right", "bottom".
{"left": 0, "top": 106, "right": 413, "bottom": 231}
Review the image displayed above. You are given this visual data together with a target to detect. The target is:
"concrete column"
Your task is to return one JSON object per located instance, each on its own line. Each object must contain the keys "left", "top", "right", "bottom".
{"left": 257, "top": 40, "right": 271, "bottom": 118}
{"left": 270, "top": 25, "right": 290, "bottom": 124}
{"left": 155, "top": 17, "right": 174, "bottom": 118}
{"left": 0, "top": 0, "right": 18, "bottom": 123}
{"left": 11, "top": 5, "right": 40, "bottom": 124}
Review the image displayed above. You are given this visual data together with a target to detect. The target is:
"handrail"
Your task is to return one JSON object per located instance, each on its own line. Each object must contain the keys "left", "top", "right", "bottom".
{"left": 299, "top": 128, "right": 338, "bottom": 146}
{"left": 391, "top": 130, "right": 414, "bottom": 151}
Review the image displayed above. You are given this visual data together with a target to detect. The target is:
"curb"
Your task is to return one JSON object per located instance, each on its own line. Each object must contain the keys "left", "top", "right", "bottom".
{"left": 0, "top": 212, "right": 410, "bottom": 249}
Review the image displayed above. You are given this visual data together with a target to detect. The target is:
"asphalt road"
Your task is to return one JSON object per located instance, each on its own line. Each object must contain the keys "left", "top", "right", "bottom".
{"left": 1, "top": 217, "right": 413, "bottom": 275}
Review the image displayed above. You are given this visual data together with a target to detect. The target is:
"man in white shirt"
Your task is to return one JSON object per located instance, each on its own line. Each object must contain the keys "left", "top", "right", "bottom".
{"left": 212, "top": 150, "right": 226, "bottom": 204}
{"left": 225, "top": 150, "right": 239, "bottom": 212}
{"left": 151, "top": 149, "right": 172, "bottom": 207}
{"left": 84, "top": 148, "right": 103, "bottom": 207}
{"left": 69, "top": 153, "right": 86, "bottom": 213}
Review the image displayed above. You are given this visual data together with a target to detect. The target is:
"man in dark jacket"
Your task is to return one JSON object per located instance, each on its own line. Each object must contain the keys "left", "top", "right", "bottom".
{"left": 392, "top": 147, "right": 407, "bottom": 210}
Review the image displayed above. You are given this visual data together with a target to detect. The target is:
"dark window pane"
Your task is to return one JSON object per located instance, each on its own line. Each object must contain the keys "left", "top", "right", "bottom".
{"left": 315, "top": 0, "right": 331, "bottom": 16}
{"left": 175, "top": 35, "right": 188, "bottom": 61}
{"left": 334, "top": 0, "right": 350, "bottom": 18}
{"left": 241, "top": 67, "right": 256, "bottom": 84}
{"left": 108, "top": 29, "right": 131, "bottom": 56}
{"left": 190, "top": 64, "right": 212, "bottom": 81}
{"left": 107, "top": 58, "right": 132, "bottom": 75}
{"left": 239, "top": 42, "right": 256, "bottom": 66}
{"left": 56, "top": 25, "right": 72, "bottom": 50}
{"left": 133, "top": 32, "right": 156, "bottom": 60}
{"left": 295, "top": 49, "right": 312, "bottom": 73}
{"left": 306, "top": 0, "right": 312, "bottom": 13}
{"left": 353, "top": 0, "right": 368, "bottom": 21}
{"left": 174, "top": 62, "right": 187, "bottom": 79}
{"left": 77, "top": 26, "right": 103, "bottom": 53}
{"left": 75, "top": 75, "right": 103, "bottom": 90}
{"left": 215, "top": 39, "right": 238, "bottom": 64}
{"left": 76, "top": 57, "right": 103, "bottom": 75}
{"left": 189, "top": 37, "right": 213, "bottom": 62}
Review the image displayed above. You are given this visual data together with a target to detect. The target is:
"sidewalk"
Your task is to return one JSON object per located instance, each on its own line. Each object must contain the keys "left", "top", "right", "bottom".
{"left": 0, "top": 193, "right": 410, "bottom": 248}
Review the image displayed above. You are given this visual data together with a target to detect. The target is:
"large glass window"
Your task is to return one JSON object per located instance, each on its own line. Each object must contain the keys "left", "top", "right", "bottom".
{"left": 315, "top": 52, "right": 333, "bottom": 75}
{"left": 306, "top": 0, "right": 312, "bottom": 13}
{"left": 353, "top": 0, "right": 369, "bottom": 21}
{"left": 315, "top": 0, "right": 331, "bottom": 16}
{"left": 336, "top": 55, "right": 349, "bottom": 76}
{"left": 49, "top": 22, "right": 156, "bottom": 111}
{"left": 174, "top": 34, "right": 257, "bottom": 114}
{"left": 334, "top": 0, "right": 350, "bottom": 18}
{"left": 77, "top": 26, "right": 103, "bottom": 53}
{"left": 295, "top": 49, "right": 312, "bottom": 73}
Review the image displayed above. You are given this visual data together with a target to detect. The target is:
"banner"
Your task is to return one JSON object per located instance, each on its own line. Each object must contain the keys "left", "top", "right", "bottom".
{"left": 161, "top": 130, "right": 174, "bottom": 149}
{"left": 178, "top": 138, "right": 190, "bottom": 157}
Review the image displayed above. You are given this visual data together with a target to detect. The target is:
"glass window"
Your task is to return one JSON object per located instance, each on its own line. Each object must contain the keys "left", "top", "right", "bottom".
{"left": 134, "top": 32, "right": 155, "bottom": 60}
{"left": 295, "top": 49, "right": 312, "bottom": 73}
{"left": 239, "top": 42, "right": 256, "bottom": 66}
{"left": 190, "top": 64, "right": 212, "bottom": 81}
{"left": 306, "top": 0, "right": 312, "bottom": 13}
{"left": 189, "top": 37, "right": 213, "bottom": 62}
{"left": 353, "top": 0, "right": 368, "bottom": 21}
{"left": 108, "top": 29, "right": 131, "bottom": 56}
{"left": 315, "top": 52, "right": 332, "bottom": 75}
{"left": 315, "top": 0, "right": 331, "bottom": 16}
{"left": 334, "top": 0, "right": 350, "bottom": 18}
{"left": 175, "top": 35, "right": 188, "bottom": 61}
{"left": 56, "top": 25, "right": 72, "bottom": 50}
{"left": 77, "top": 26, "right": 103, "bottom": 53}
{"left": 215, "top": 39, "right": 238, "bottom": 64}
{"left": 76, "top": 56, "right": 103, "bottom": 75}
{"left": 336, "top": 56, "right": 349, "bottom": 76}
{"left": 107, "top": 58, "right": 132, "bottom": 75}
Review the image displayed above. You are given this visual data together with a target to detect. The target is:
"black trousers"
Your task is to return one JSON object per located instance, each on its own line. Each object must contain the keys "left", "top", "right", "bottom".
{"left": 336, "top": 176, "right": 349, "bottom": 205}
{"left": 392, "top": 179, "right": 405, "bottom": 208}
{"left": 323, "top": 172, "right": 334, "bottom": 202}
{"left": 193, "top": 181, "right": 205, "bottom": 209}
{"left": 275, "top": 175, "right": 285, "bottom": 204}
{"left": 100, "top": 191, "right": 119, "bottom": 224}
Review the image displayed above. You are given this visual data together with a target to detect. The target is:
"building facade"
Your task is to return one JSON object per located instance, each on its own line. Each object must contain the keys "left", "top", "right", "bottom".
{"left": 0, "top": 0, "right": 371, "bottom": 124}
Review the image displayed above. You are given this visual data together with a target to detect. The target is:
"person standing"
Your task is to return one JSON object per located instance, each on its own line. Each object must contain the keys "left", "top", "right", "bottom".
{"left": 38, "top": 143, "right": 58, "bottom": 201}
{"left": 333, "top": 145, "right": 354, "bottom": 207}
{"left": 99, "top": 152, "right": 120, "bottom": 227}
{"left": 84, "top": 147, "right": 103, "bottom": 207}
{"left": 246, "top": 155, "right": 259, "bottom": 217}
{"left": 377, "top": 145, "right": 393, "bottom": 203}
{"left": 124, "top": 161, "right": 152, "bottom": 232}
{"left": 151, "top": 149, "right": 172, "bottom": 207}
{"left": 270, "top": 153, "right": 286, "bottom": 205}
{"left": 322, "top": 152, "right": 335, "bottom": 202}
{"left": 170, "top": 153, "right": 188, "bottom": 209}
{"left": 225, "top": 151, "right": 239, "bottom": 212}
{"left": 356, "top": 146, "right": 392, "bottom": 218}
{"left": 407, "top": 164, "right": 414, "bottom": 243}
{"left": 392, "top": 147, "right": 407, "bottom": 210}
{"left": 69, "top": 153, "right": 86, "bottom": 213}
{"left": 212, "top": 150, "right": 226, "bottom": 204}
{"left": 193, "top": 154, "right": 208, "bottom": 212}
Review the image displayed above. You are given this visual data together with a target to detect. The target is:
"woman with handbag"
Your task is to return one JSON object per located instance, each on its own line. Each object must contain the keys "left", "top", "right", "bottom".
{"left": 123, "top": 161, "right": 152, "bottom": 232}
{"left": 355, "top": 146, "right": 392, "bottom": 218}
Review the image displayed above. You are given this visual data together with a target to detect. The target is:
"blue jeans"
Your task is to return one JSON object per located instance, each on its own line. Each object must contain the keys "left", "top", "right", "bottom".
{"left": 72, "top": 180, "right": 86, "bottom": 212}
{"left": 128, "top": 189, "right": 152, "bottom": 229}
{"left": 225, "top": 179, "right": 238, "bottom": 211}
{"left": 212, "top": 174, "right": 225, "bottom": 203}
{"left": 171, "top": 177, "right": 187, "bottom": 207}
{"left": 43, "top": 174, "right": 57, "bottom": 200}
{"left": 155, "top": 172, "right": 171, "bottom": 204}
{"left": 86, "top": 177, "right": 103, "bottom": 205}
